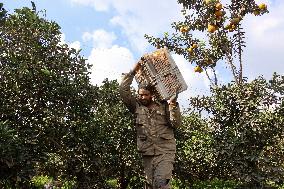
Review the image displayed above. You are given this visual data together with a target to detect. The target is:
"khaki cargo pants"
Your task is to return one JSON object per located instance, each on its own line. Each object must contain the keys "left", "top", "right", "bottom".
{"left": 142, "top": 153, "right": 175, "bottom": 189}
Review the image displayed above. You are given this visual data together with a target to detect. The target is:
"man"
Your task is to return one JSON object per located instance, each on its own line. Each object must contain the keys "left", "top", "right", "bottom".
{"left": 119, "top": 62, "right": 181, "bottom": 189}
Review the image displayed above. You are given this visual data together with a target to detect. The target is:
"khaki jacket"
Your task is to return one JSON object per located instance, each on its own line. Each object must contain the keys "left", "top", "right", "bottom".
{"left": 119, "top": 72, "right": 182, "bottom": 155}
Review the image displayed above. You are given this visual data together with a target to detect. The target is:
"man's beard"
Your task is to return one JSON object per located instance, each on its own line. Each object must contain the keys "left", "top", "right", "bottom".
{"left": 140, "top": 99, "right": 151, "bottom": 106}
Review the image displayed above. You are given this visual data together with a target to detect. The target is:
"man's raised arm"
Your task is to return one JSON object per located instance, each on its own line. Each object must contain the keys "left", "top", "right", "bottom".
{"left": 119, "top": 62, "right": 141, "bottom": 113}
{"left": 168, "top": 92, "right": 182, "bottom": 128}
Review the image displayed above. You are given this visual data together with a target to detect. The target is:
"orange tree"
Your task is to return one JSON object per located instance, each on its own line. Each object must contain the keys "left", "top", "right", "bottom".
{"left": 188, "top": 74, "right": 284, "bottom": 188}
{"left": 52, "top": 79, "right": 144, "bottom": 189}
{"left": 92, "top": 79, "right": 144, "bottom": 189}
{"left": 174, "top": 111, "right": 215, "bottom": 187}
{"left": 0, "top": 3, "right": 105, "bottom": 188}
{"left": 0, "top": 4, "right": 144, "bottom": 189}
{"left": 145, "top": 0, "right": 268, "bottom": 85}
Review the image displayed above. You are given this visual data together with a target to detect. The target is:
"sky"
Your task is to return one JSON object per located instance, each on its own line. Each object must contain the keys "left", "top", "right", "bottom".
{"left": 2, "top": 0, "right": 284, "bottom": 108}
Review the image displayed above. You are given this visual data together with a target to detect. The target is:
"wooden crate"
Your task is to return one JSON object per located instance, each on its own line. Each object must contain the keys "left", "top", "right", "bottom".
{"left": 135, "top": 48, "right": 188, "bottom": 100}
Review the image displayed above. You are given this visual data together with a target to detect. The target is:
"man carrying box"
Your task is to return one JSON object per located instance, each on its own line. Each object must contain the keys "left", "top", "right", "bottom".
{"left": 119, "top": 61, "right": 181, "bottom": 189}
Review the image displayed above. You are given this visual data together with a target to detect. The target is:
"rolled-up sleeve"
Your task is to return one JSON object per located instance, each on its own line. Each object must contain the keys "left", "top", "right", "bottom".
{"left": 119, "top": 72, "right": 137, "bottom": 113}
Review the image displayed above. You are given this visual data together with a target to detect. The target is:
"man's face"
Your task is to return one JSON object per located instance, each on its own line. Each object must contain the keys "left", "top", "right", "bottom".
{"left": 138, "top": 88, "right": 152, "bottom": 106}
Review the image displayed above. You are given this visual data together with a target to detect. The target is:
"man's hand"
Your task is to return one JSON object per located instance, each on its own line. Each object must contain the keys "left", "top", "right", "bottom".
{"left": 168, "top": 90, "right": 178, "bottom": 105}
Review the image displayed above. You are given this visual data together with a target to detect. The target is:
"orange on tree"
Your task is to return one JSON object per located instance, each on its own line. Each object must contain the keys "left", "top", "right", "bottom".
{"left": 187, "top": 47, "right": 194, "bottom": 54}
{"left": 230, "top": 24, "right": 236, "bottom": 30}
{"left": 215, "top": 10, "right": 223, "bottom": 17}
{"left": 225, "top": 24, "right": 231, "bottom": 30}
{"left": 258, "top": 3, "right": 267, "bottom": 10}
{"left": 208, "top": 24, "right": 217, "bottom": 33}
{"left": 180, "top": 26, "right": 189, "bottom": 33}
{"left": 192, "top": 43, "right": 198, "bottom": 48}
{"left": 215, "top": 2, "right": 223, "bottom": 10}
{"left": 194, "top": 66, "right": 203, "bottom": 73}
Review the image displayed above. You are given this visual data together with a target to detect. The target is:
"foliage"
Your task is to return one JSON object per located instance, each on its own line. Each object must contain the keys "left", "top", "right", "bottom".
{"left": 175, "top": 111, "right": 215, "bottom": 184}
{"left": 172, "top": 74, "right": 284, "bottom": 188}
{"left": 1, "top": 2, "right": 283, "bottom": 189}
{"left": 191, "top": 178, "right": 239, "bottom": 189}
{"left": 30, "top": 175, "right": 76, "bottom": 189}
{"left": 145, "top": 0, "right": 268, "bottom": 85}
{"left": 171, "top": 178, "right": 239, "bottom": 189}
{"left": 0, "top": 4, "right": 143, "bottom": 188}
{"left": 189, "top": 74, "right": 284, "bottom": 187}
{"left": 0, "top": 3, "right": 99, "bottom": 188}
{"left": 0, "top": 3, "right": 7, "bottom": 21}
{"left": 92, "top": 79, "right": 144, "bottom": 189}
{"left": 30, "top": 175, "right": 52, "bottom": 188}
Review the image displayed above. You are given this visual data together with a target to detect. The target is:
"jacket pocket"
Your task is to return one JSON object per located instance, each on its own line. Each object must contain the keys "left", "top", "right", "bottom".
{"left": 135, "top": 108, "right": 147, "bottom": 125}
{"left": 137, "top": 135, "right": 147, "bottom": 153}
{"left": 155, "top": 110, "right": 168, "bottom": 125}
{"left": 138, "top": 135, "right": 147, "bottom": 141}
